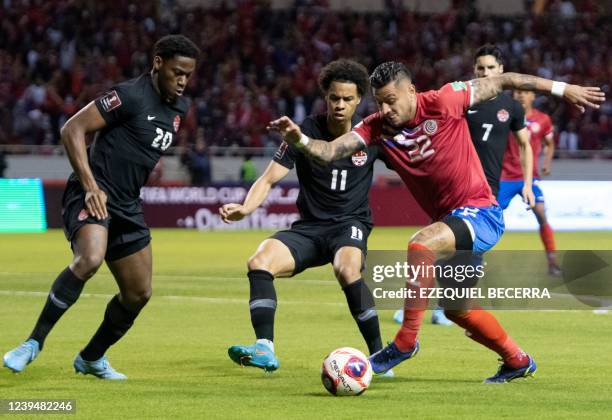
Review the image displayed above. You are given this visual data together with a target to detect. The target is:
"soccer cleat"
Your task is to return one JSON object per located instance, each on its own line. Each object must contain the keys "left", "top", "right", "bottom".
{"left": 484, "top": 355, "right": 537, "bottom": 383}
{"left": 393, "top": 309, "right": 403, "bottom": 324}
{"left": 374, "top": 368, "right": 395, "bottom": 378}
{"left": 228, "top": 342, "right": 279, "bottom": 372}
{"left": 3, "top": 339, "right": 40, "bottom": 373}
{"left": 431, "top": 308, "right": 454, "bottom": 326}
{"left": 369, "top": 341, "right": 419, "bottom": 374}
{"left": 548, "top": 263, "right": 563, "bottom": 277}
{"left": 73, "top": 354, "right": 127, "bottom": 380}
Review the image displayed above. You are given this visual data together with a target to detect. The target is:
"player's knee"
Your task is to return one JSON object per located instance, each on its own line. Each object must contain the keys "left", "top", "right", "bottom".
{"left": 444, "top": 309, "right": 468, "bottom": 322}
{"left": 124, "top": 287, "right": 152, "bottom": 309}
{"left": 408, "top": 235, "right": 430, "bottom": 250}
{"left": 247, "top": 253, "right": 272, "bottom": 272}
{"left": 333, "top": 264, "right": 361, "bottom": 285}
{"left": 71, "top": 253, "right": 105, "bottom": 279}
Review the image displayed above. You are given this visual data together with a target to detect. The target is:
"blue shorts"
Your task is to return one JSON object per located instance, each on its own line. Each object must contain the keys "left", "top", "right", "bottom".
{"left": 498, "top": 180, "right": 545, "bottom": 210}
{"left": 449, "top": 205, "right": 505, "bottom": 254}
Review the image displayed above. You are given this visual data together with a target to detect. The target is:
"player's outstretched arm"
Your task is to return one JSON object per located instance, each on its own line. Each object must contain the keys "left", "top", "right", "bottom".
{"left": 219, "top": 161, "right": 290, "bottom": 223}
{"left": 267, "top": 116, "right": 364, "bottom": 163}
{"left": 60, "top": 101, "right": 108, "bottom": 220}
{"left": 470, "top": 73, "right": 605, "bottom": 113}
{"left": 512, "top": 127, "right": 536, "bottom": 208}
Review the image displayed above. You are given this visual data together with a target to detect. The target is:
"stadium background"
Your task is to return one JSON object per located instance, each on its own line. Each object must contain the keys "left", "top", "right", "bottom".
{"left": 1, "top": 1, "right": 611, "bottom": 419}
{"left": 0, "top": 0, "right": 611, "bottom": 233}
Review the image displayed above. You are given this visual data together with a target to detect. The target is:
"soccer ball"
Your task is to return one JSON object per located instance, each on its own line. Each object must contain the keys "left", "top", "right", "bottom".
{"left": 321, "top": 347, "right": 373, "bottom": 396}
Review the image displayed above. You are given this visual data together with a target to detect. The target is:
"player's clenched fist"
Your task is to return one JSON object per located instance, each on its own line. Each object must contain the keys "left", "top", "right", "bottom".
{"left": 219, "top": 203, "right": 249, "bottom": 223}
{"left": 267, "top": 116, "right": 302, "bottom": 145}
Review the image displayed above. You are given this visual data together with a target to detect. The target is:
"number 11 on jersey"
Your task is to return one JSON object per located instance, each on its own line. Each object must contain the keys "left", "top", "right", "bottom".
{"left": 331, "top": 169, "right": 347, "bottom": 191}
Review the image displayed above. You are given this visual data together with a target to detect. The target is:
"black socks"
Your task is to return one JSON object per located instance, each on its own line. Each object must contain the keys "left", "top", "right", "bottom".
{"left": 343, "top": 279, "right": 382, "bottom": 354}
{"left": 80, "top": 295, "right": 140, "bottom": 361}
{"left": 29, "top": 267, "right": 85, "bottom": 348}
{"left": 248, "top": 270, "right": 277, "bottom": 341}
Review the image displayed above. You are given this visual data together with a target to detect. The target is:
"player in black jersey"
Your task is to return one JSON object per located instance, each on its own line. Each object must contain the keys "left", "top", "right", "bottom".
{"left": 467, "top": 44, "right": 535, "bottom": 203}
{"left": 3, "top": 35, "right": 199, "bottom": 380}
{"left": 221, "top": 60, "right": 390, "bottom": 374}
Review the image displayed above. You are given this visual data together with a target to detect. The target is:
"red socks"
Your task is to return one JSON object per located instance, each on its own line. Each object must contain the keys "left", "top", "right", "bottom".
{"left": 394, "top": 243, "right": 436, "bottom": 352}
{"left": 445, "top": 309, "right": 529, "bottom": 368}
{"left": 540, "top": 223, "right": 557, "bottom": 254}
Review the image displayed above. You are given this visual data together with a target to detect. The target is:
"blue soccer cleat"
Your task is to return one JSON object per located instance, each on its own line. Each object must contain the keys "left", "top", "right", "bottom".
{"left": 431, "top": 308, "right": 454, "bottom": 326}
{"left": 484, "top": 355, "right": 537, "bottom": 383}
{"left": 393, "top": 309, "right": 403, "bottom": 324}
{"left": 369, "top": 341, "right": 419, "bottom": 374}
{"left": 228, "top": 342, "right": 279, "bottom": 372}
{"left": 73, "top": 354, "right": 127, "bottom": 380}
{"left": 3, "top": 339, "right": 40, "bottom": 373}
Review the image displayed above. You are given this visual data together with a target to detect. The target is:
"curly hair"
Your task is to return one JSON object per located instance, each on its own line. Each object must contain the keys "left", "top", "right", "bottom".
{"left": 318, "top": 59, "right": 369, "bottom": 97}
{"left": 474, "top": 44, "right": 504, "bottom": 65}
{"left": 153, "top": 34, "right": 200, "bottom": 60}
{"left": 369, "top": 61, "right": 412, "bottom": 89}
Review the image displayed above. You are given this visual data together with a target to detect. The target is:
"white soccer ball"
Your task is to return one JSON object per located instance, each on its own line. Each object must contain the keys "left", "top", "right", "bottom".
{"left": 321, "top": 347, "right": 373, "bottom": 396}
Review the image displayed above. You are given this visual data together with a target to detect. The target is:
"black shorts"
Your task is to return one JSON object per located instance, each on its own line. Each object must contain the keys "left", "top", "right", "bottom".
{"left": 271, "top": 219, "right": 371, "bottom": 276}
{"left": 61, "top": 180, "right": 151, "bottom": 262}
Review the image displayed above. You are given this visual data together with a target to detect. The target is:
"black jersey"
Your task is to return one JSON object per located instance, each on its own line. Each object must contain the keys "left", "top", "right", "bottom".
{"left": 273, "top": 114, "right": 384, "bottom": 226}
{"left": 466, "top": 93, "right": 525, "bottom": 196}
{"left": 71, "top": 73, "right": 189, "bottom": 207}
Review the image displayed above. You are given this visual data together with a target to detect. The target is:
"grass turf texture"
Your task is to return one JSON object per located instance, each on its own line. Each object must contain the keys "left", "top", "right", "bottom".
{"left": 1, "top": 229, "right": 611, "bottom": 419}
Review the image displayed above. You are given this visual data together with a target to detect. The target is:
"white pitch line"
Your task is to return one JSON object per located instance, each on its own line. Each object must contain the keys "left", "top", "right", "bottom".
{"left": 0, "top": 290, "right": 344, "bottom": 307}
{"left": 0, "top": 272, "right": 338, "bottom": 285}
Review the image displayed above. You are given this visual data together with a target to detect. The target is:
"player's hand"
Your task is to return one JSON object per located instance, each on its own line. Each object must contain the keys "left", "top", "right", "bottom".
{"left": 541, "top": 164, "right": 551, "bottom": 176}
{"left": 522, "top": 185, "right": 536, "bottom": 209}
{"left": 267, "top": 116, "right": 302, "bottom": 145}
{"left": 219, "top": 203, "right": 249, "bottom": 223}
{"left": 84, "top": 188, "right": 108, "bottom": 220}
{"left": 563, "top": 85, "right": 606, "bottom": 113}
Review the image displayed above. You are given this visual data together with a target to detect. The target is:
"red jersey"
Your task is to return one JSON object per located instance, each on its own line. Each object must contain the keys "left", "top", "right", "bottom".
{"left": 353, "top": 82, "right": 494, "bottom": 221}
{"left": 501, "top": 108, "right": 553, "bottom": 180}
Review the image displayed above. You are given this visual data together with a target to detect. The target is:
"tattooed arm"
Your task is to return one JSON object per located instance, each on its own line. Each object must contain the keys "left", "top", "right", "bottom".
{"left": 470, "top": 73, "right": 605, "bottom": 113}
{"left": 267, "top": 116, "right": 364, "bottom": 163}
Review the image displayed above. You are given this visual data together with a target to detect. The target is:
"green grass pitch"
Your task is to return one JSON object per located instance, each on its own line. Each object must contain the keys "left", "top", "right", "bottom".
{"left": 1, "top": 228, "right": 611, "bottom": 419}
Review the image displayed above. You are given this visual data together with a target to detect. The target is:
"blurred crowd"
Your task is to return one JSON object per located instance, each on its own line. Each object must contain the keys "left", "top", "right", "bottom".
{"left": 0, "top": 0, "right": 610, "bottom": 153}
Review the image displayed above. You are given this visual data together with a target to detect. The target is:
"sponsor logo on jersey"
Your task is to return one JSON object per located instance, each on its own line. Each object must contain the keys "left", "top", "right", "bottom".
{"left": 173, "top": 115, "right": 181, "bottom": 132}
{"left": 77, "top": 209, "right": 89, "bottom": 221}
{"left": 351, "top": 150, "right": 368, "bottom": 166}
{"left": 528, "top": 121, "right": 541, "bottom": 133}
{"left": 423, "top": 119, "right": 438, "bottom": 135}
{"left": 497, "top": 109, "right": 509, "bottom": 122}
{"left": 99, "top": 90, "right": 122, "bottom": 112}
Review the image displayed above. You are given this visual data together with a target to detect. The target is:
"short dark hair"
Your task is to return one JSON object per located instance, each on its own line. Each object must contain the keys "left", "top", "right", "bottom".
{"left": 153, "top": 35, "right": 200, "bottom": 60}
{"left": 318, "top": 59, "right": 369, "bottom": 97}
{"left": 369, "top": 62, "right": 412, "bottom": 89}
{"left": 474, "top": 44, "right": 504, "bottom": 65}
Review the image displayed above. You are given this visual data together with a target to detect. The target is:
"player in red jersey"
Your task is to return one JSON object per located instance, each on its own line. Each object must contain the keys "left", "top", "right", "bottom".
{"left": 268, "top": 61, "right": 603, "bottom": 382}
{"left": 499, "top": 90, "right": 561, "bottom": 275}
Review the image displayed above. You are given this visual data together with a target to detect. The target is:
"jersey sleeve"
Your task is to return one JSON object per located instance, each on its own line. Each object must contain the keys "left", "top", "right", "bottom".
{"left": 541, "top": 114, "right": 554, "bottom": 137}
{"left": 272, "top": 141, "right": 297, "bottom": 169}
{"left": 352, "top": 112, "right": 383, "bottom": 145}
{"left": 94, "top": 84, "right": 140, "bottom": 126}
{"left": 435, "top": 82, "right": 474, "bottom": 118}
{"left": 510, "top": 100, "right": 526, "bottom": 132}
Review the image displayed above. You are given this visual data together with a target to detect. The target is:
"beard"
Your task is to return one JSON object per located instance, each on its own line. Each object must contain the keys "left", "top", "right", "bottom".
{"left": 381, "top": 119, "right": 403, "bottom": 137}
